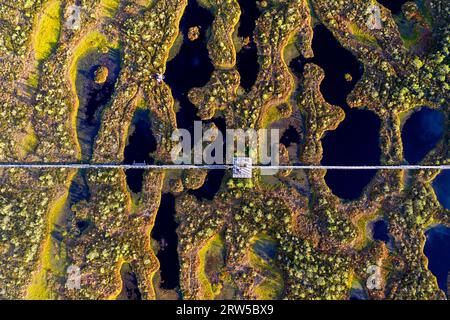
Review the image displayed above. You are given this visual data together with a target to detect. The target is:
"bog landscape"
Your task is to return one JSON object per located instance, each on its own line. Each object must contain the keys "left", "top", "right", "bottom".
{"left": 0, "top": 0, "right": 448, "bottom": 300}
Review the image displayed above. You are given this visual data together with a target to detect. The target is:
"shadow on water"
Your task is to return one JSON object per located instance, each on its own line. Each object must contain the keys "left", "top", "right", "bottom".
{"left": 236, "top": 0, "right": 261, "bottom": 91}
{"left": 433, "top": 170, "right": 450, "bottom": 210}
{"left": 152, "top": 194, "right": 180, "bottom": 290}
{"left": 165, "top": 0, "right": 214, "bottom": 136}
{"left": 69, "top": 49, "right": 121, "bottom": 205}
{"left": 123, "top": 109, "right": 157, "bottom": 193}
{"left": 377, "top": 0, "right": 410, "bottom": 14}
{"left": 401, "top": 107, "right": 444, "bottom": 165}
{"left": 76, "top": 49, "right": 121, "bottom": 162}
{"left": 290, "top": 25, "right": 381, "bottom": 200}
{"left": 117, "top": 263, "right": 142, "bottom": 300}
{"left": 424, "top": 225, "right": 450, "bottom": 296}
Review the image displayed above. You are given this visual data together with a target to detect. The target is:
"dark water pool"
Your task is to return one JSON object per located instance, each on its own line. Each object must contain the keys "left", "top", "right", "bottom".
{"left": 76, "top": 49, "right": 121, "bottom": 161}
{"left": 371, "top": 219, "right": 390, "bottom": 243}
{"left": 433, "top": 170, "right": 450, "bottom": 210}
{"left": 280, "top": 125, "right": 301, "bottom": 147}
{"left": 401, "top": 107, "right": 444, "bottom": 165}
{"left": 123, "top": 109, "right": 157, "bottom": 193}
{"left": 152, "top": 193, "right": 180, "bottom": 290}
{"left": 424, "top": 225, "right": 450, "bottom": 296}
{"left": 236, "top": 0, "right": 260, "bottom": 91}
{"left": 377, "top": 0, "right": 410, "bottom": 14}
{"left": 189, "top": 169, "right": 225, "bottom": 201}
{"left": 290, "top": 25, "right": 381, "bottom": 200}
{"left": 69, "top": 49, "right": 120, "bottom": 209}
{"left": 165, "top": 0, "right": 214, "bottom": 136}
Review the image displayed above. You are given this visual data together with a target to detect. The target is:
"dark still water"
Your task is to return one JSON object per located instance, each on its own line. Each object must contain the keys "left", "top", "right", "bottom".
{"left": 424, "top": 225, "right": 450, "bottom": 296}
{"left": 433, "top": 170, "right": 450, "bottom": 210}
{"left": 280, "top": 125, "right": 301, "bottom": 147}
{"left": 290, "top": 25, "right": 381, "bottom": 200}
{"left": 76, "top": 49, "right": 121, "bottom": 161}
{"left": 371, "top": 219, "right": 390, "bottom": 243}
{"left": 377, "top": 0, "right": 410, "bottom": 14}
{"left": 123, "top": 109, "right": 157, "bottom": 193}
{"left": 401, "top": 107, "right": 444, "bottom": 165}
{"left": 165, "top": 0, "right": 214, "bottom": 135}
{"left": 236, "top": 0, "right": 260, "bottom": 91}
{"left": 152, "top": 194, "right": 180, "bottom": 290}
{"left": 189, "top": 169, "right": 225, "bottom": 200}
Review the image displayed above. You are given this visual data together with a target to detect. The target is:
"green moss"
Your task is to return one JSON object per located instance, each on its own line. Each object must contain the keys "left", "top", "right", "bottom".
{"left": 33, "top": 0, "right": 62, "bottom": 62}
{"left": 249, "top": 234, "right": 284, "bottom": 299}
{"left": 198, "top": 234, "right": 225, "bottom": 299}
{"left": 167, "top": 33, "right": 184, "bottom": 62}
{"left": 100, "top": 0, "right": 120, "bottom": 18}
{"left": 26, "top": 174, "right": 75, "bottom": 299}
{"left": 22, "top": 127, "right": 38, "bottom": 156}
{"left": 349, "top": 22, "right": 378, "bottom": 47}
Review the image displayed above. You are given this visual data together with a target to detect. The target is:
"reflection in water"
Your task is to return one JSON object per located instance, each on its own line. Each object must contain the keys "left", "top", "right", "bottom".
{"left": 433, "top": 171, "right": 450, "bottom": 210}
{"left": 76, "top": 49, "right": 121, "bottom": 161}
{"left": 152, "top": 194, "right": 180, "bottom": 290}
{"left": 70, "top": 49, "right": 120, "bottom": 206}
{"left": 401, "top": 107, "right": 444, "bottom": 165}
{"left": 165, "top": 0, "right": 214, "bottom": 136}
{"left": 123, "top": 110, "right": 157, "bottom": 193}
{"left": 424, "top": 225, "right": 450, "bottom": 296}
{"left": 117, "top": 263, "right": 142, "bottom": 300}
{"left": 290, "top": 25, "right": 381, "bottom": 200}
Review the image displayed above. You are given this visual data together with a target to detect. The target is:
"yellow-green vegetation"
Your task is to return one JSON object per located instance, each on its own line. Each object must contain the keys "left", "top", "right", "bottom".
{"left": 348, "top": 22, "right": 377, "bottom": 46}
{"left": 248, "top": 235, "right": 284, "bottom": 300}
{"left": 94, "top": 66, "right": 109, "bottom": 84}
{"left": 100, "top": 0, "right": 120, "bottom": 18}
{"left": 33, "top": 0, "right": 62, "bottom": 62}
{"left": 198, "top": 234, "right": 225, "bottom": 299}
{"left": 26, "top": 171, "right": 75, "bottom": 299}
{"left": 69, "top": 31, "right": 118, "bottom": 90}
{"left": 353, "top": 211, "right": 382, "bottom": 250}
{"left": 20, "top": 126, "right": 38, "bottom": 157}
{"left": 261, "top": 103, "right": 291, "bottom": 128}
{"left": 27, "top": 71, "right": 40, "bottom": 88}
{"left": 167, "top": 33, "right": 184, "bottom": 61}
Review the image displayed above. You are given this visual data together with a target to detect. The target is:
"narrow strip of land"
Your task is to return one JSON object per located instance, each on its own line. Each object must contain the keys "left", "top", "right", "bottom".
{"left": 0, "top": 163, "right": 448, "bottom": 170}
